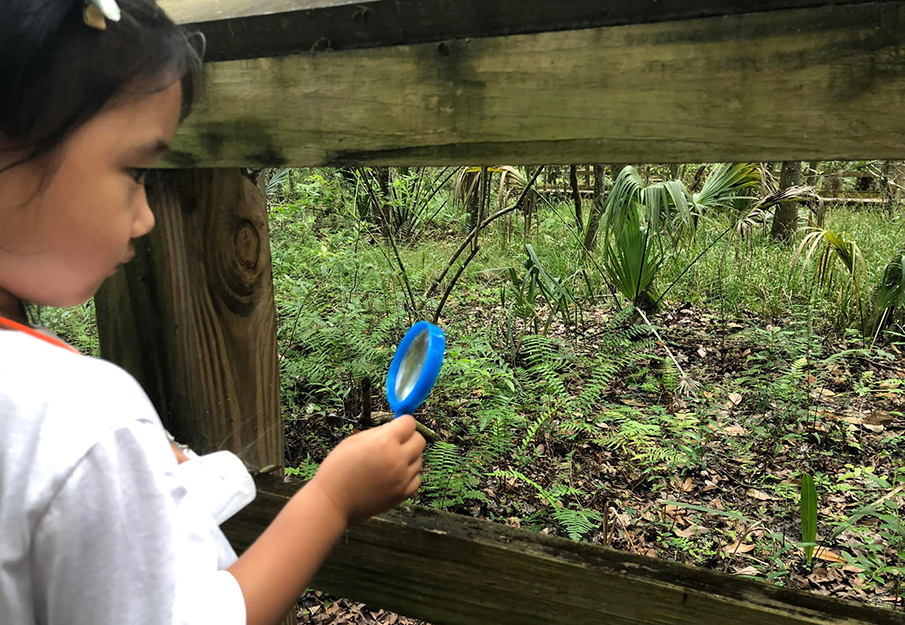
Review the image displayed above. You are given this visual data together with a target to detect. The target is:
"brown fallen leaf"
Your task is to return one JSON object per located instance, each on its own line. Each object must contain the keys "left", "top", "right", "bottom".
{"left": 795, "top": 546, "right": 847, "bottom": 564}
{"left": 840, "top": 415, "right": 886, "bottom": 432}
{"left": 734, "top": 565, "right": 760, "bottom": 576}
{"left": 746, "top": 488, "right": 775, "bottom": 501}
{"left": 681, "top": 477, "right": 694, "bottom": 492}
{"left": 866, "top": 411, "right": 896, "bottom": 426}
{"left": 697, "top": 347, "right": 707, "bottom": 358}
{"left": 723, "top": 425, "right": 747, "bottom": 436}
{"left": 814, "top": 547, "right": 847, "bottom": 563}
{"left": 728, "top": 392, "right": 743, "bottom": 407}
{"left": 724, "top": 541, "right": 756, "bottom": 554}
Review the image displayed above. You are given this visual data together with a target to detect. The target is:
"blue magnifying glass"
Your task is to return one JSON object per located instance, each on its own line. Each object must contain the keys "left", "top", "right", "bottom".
{"left": 386, "top": 321, "right": 445, "bottom": 418}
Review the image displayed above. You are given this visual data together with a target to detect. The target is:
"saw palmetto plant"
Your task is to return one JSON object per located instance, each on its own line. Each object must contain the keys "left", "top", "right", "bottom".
{"left": 600, "top": 164, "right": 762, "bottom": 309}
{"left": 870, "top": 249, "right": 905, "bottom": 339}
{"left": 792, "top": 226, "right": 868, "bottom": 325}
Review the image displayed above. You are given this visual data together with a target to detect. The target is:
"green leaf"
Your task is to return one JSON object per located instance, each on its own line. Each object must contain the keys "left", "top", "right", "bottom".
{"left": 800, "top": 474, "right": 818, "bottom": 567}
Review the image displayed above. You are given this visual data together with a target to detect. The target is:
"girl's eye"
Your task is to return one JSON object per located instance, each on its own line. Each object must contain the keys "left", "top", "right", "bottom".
{"left": 127, "top": 168, "right": 149, "bottom": 184}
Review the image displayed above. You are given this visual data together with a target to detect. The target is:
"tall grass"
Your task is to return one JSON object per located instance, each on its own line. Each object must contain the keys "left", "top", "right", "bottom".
{"left": 39, "top": 166, "right": 905, "bottom": 351}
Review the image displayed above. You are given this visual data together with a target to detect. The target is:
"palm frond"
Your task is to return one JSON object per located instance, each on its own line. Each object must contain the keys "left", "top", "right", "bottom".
{"left": 603, "top": 166, "right": 646, "bottom": 235}
{"left": 604, "top": 166, "right": 695, "bottom": 239}
{"left": 726, "top": 185, "right": 820, "bottom": 241}
{"left": 641, "top": 180, "right": 693, "bottom": 235}
{"left": 265, "top": 167, "right": 293, "bottom": 199}
{"left": 875, "top": 251, "right": 905, "bottom": 311}
{"left": 603, "top": 211, "right": 663, "bottom": 310}
{"left": 792, "top": 227, "right": 868, "bottom": 316}
{"left": 691, "top": 163, "right": 761, "bottom": 214}
{"left": 453, "top": 167, "right": 479, "bottom": 208}
{"left": 870, "top": 250, "right": 905, "bottom": 336}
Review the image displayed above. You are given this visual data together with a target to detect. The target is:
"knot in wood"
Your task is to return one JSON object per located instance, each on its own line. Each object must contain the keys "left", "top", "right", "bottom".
{"left": 234, "top": 219, "right": 260, "bottom": 270}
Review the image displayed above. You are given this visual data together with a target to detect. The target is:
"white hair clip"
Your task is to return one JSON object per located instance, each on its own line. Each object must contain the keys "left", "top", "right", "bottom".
{"left": 83, "top": 0, "right": 122, "bottom": 31}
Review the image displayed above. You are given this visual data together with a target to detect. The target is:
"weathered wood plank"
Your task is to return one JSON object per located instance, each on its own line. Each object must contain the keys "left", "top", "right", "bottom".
{"left": 223, "top": 475, "right": 903, "bottom": 625}
{"left": 160, "top": 0, "right": 892, "bottom": 62}
{"left": 95, "top": 170, "right": 282, "bottom": 471}
{"left": 166, "top": 2, "right": 905, "bottom": 167}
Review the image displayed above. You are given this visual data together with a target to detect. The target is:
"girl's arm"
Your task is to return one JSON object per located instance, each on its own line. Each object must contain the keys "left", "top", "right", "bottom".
{"left": 228, "top": 415, "right": 424, "bottom": 625}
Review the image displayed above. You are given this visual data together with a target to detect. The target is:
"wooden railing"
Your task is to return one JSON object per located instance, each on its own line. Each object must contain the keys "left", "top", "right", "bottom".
{"left": 94, "top": 2, "right": 905, "bottom": 623}
{"left": 222, "top": 476, "right": 902, "bottom": 625}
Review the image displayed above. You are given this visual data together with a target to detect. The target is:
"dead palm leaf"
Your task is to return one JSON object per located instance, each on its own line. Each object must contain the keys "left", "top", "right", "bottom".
{"left": 792, "top": 227, "right": 868, "bottom": 318}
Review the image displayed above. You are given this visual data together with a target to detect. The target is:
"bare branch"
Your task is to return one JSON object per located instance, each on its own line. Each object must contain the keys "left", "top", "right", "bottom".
{"left": 426, "top": 166, "right": 545, "bottom": 298}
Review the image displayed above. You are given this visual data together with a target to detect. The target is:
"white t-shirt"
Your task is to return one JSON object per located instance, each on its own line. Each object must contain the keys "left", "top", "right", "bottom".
{"left": 0, "top": 331, "right": 248, "bottom": 624}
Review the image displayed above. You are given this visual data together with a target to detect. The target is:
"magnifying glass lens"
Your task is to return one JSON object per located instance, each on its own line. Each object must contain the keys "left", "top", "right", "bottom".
{"left": 396, "top": 329, "right": 429, "bottom": 400}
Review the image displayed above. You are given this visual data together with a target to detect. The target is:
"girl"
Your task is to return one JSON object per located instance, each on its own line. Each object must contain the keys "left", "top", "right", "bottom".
{"left": 0, "top": 2, "right": 426, "bottom": 625}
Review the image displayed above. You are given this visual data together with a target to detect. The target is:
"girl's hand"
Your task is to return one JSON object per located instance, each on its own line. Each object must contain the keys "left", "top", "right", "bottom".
{"left": 310, "top": 415, "right": 425, "bottom": 523}
{"left": 170, "top": 442, "right": 190, "bottom": 464}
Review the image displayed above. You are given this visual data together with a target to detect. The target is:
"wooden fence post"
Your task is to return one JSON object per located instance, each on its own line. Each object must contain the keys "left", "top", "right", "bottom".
{"left": 95, "top": 168, "right": 283, "bottom": 471}
{"left": 96, "top": 168, "right": 294, "bottom": 623}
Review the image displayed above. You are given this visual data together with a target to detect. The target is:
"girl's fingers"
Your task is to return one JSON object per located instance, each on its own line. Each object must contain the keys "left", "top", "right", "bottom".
{"left": 402, "top": 432, "right": 426, "bottom": 460}
{"left": 408, "top": 456, "right": 423, "bottom": 475}
{"left": 387, "top": 414, "right": 417, "bottom": 441}
{"left": 404, "top": 474, "right": 422, "bottom": 499}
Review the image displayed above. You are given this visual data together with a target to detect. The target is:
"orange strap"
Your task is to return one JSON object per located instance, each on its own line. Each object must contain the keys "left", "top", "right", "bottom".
{"left": 0, "top": 315, "right": 81, "bottom": 354}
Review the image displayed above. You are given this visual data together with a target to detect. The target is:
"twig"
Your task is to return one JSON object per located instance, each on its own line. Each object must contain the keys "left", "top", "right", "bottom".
{"left": 614, "top": 510, "right": 638, "bottom": 554}
{"left": 433, "top": 246, "right": 480, "bottom": 324}
{"left": 426, "top": 166, "right": 545, "bottom": 298}
{"left": 370, "top": 411, "right": 441, "bottom": 442}
{"left": 637, "top": 309, "right": 699, "bottom": 397}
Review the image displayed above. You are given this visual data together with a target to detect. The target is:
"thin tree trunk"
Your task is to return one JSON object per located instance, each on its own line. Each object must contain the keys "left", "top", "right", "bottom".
{"left": 583, "top": 165, "right": 607, "bottom": 252}
{"left": 462, "top": 170, "right": 480, "bottom": 233}
{"left": 881, "top": 160, "right": 895, "bottom": 217}
{"left": 360, "top": 377, "right": 372, "bottom": 429}
{"left": 473, "top": 167, "right": 488, "bottom": 251}
{"left": 770, "top": 161, "right": 802, "bottom": 241}
{"left": 569, "top": 165, "right": 583, "bottom": 232}
{"left": 803, "top": 161, "right": 820, "bottom": 226}
{"left": 690, "top": 164, "right": 708, "bottom": 193}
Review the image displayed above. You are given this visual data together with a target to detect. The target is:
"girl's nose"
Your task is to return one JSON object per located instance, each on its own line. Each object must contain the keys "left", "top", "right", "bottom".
{"left": 133, "top": 188, "right": 156, "bottom": 238}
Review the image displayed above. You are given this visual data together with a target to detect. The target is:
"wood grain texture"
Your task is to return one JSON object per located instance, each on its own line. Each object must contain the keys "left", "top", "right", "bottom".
{"left": 160, "top": 0, "right": 891, "bottom": 61}
{"left": 223, "top": 475, "right": 904, "bottom": 625}
{"left": 165, "top": 2, "right": 905, "bottom": 167}
{"left": 95, "top": 170, "right": 282, "bottom": 471}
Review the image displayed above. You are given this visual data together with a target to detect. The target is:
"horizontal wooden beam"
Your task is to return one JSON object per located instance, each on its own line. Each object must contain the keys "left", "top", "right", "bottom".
{"left": 166, "top": 2, "right": 905, "bottom": 167}
{"left": 160, "top": 0, "right": 891, "bottom": 62}
{"left": 824, "top": 196, "right": 888, "bottom": 202}
{"left": 223, "top": 475, "right": 901, "bottom": 625}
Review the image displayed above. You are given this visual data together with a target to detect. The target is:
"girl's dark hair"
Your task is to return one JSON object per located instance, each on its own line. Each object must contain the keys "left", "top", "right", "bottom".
{"left": 0, "top": 0, "right": 203, "bottom": 173}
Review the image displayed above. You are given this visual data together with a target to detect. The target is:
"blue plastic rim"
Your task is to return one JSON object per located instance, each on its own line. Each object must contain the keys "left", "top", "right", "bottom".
{"left": 386, "top": 321, "right": 445, "bottom": 417}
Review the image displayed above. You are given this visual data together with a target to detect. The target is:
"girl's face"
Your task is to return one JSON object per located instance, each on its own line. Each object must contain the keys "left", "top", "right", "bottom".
{"left": 0, "top": 81, "right": 182, "bottom": 312}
